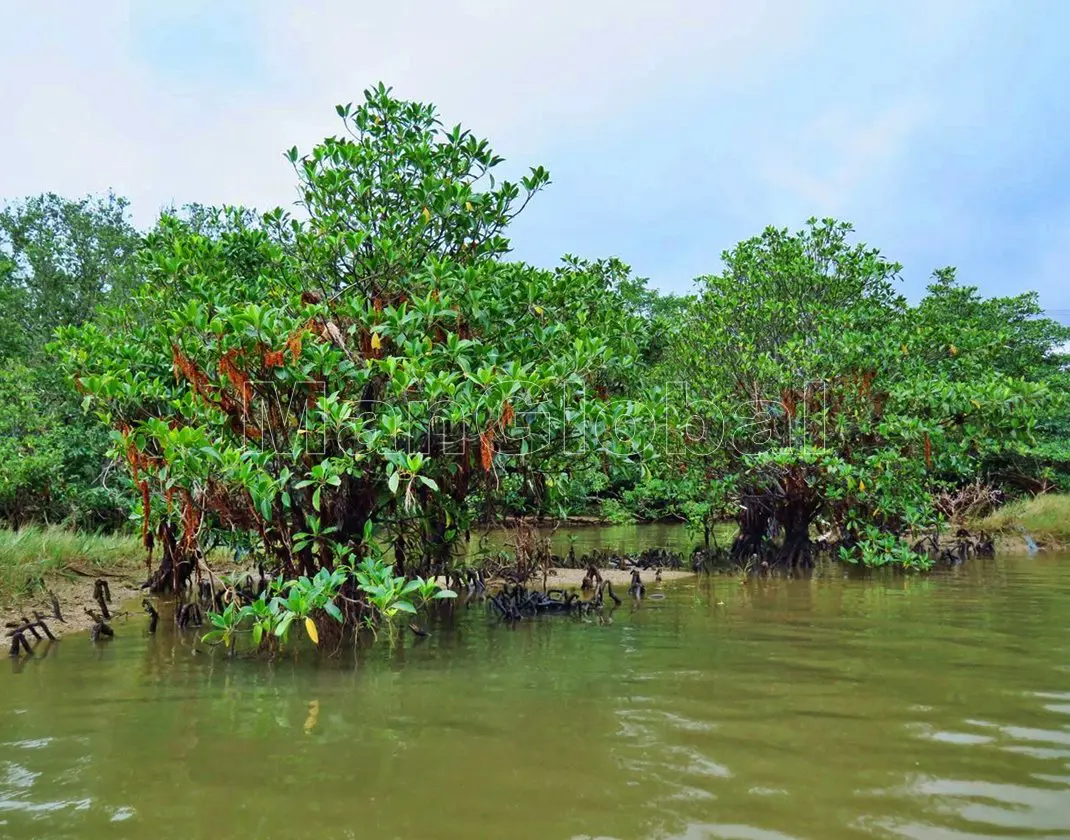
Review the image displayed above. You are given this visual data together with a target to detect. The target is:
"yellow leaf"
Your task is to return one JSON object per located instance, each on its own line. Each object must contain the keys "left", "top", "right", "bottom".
{"left": 371, "top": 332, "right": 382, "bottom": 351}
{"left": 970, "top": 399, "right": 981, "bottom": 409}
{"left": 465, "top": 201, "right": 473, "bottom": 212}
{"left": 304, "top": 700, "right": 319, "bottom": 734}
{"left": 900, "top": 344, "right": 908, "bottom": 355}
{"left": 305, "top": 617, "right": 319, "bottom": 645}
{"left": 422, "top": 206, "right": 431, "bottom": 223}
{"left": 859, "top": 480, "right": 866, "bottom": 492}
{"left": 949, "top": 344, "right": 958, "bottom": 356}
{"left": 533, "top": 305, "right": 544, "bottom": 316}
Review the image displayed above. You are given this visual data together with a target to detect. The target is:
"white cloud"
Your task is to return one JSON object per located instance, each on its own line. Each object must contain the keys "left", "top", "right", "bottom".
{"left": 0, "top": 1, "right": 815, "bottom": 224}
{"left": 256, "top": 0, "right": 814, "bottom": 146}
{"left": 4, "top": 1, "right": 1068, "bottom": 311}
{"left": 760, "top": 100, "right": 932, "bottom": 217}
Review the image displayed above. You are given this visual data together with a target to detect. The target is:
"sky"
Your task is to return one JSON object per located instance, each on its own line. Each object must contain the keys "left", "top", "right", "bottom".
{"left": 2, "top": 1, "right": 1069, "bottom": 316}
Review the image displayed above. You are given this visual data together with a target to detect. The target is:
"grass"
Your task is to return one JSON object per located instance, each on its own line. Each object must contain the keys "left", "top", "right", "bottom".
{"left": 974, "top": 493, "right": 1070, "bottom": 545}
{"left": 0, "top": 525, "right": 144, "bottom": 598}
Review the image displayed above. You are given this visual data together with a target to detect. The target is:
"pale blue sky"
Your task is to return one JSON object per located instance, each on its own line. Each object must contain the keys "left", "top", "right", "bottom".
{"left": 2, "top": 1, "right": 1068, "bottom": 314}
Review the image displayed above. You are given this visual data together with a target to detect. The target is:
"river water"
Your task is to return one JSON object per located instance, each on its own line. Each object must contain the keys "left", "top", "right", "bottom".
{"left": 2, "top": 527, "right": 1069, "bottom": 839}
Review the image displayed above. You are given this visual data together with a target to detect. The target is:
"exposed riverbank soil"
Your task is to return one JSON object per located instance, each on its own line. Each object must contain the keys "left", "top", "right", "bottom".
{"left": 503, "top": 568, "right": 694, "bottom": 588}
{"left": 6, "top": 563, "right": 696, "bottom": 642}
{"left": 2, "top": 571, "right": 145, "bottom": 639}
{"left": 992, "top": 534, "right": 1067, "bottom": 554}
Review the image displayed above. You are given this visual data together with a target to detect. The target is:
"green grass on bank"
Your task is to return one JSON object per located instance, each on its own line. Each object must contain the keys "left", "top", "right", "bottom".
{"left": 0, "top": 526, "right": 144, "bottom": 597}
{"left": 975, "top": 493, "right": 1070, "bottom": 545}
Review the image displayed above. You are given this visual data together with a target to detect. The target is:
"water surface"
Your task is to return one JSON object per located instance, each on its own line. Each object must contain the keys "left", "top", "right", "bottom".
{"left": 2, "top": 534, "right": 1069, "bottom": 840}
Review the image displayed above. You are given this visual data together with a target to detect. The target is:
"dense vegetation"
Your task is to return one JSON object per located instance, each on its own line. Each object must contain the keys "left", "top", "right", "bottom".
{"left": 669, "top": 223, "right": 1069, "bottom": 567}
{"left": 3, "top": 85, "right": 1068, "bottom": 639}
{"left": 0, "top": 192, "right": 140, "bottom": 529}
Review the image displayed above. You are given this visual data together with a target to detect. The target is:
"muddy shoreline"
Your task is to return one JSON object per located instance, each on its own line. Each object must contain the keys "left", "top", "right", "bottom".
{"left": 6, "top": 532, "right": 1060, "bottom": 642}
{"left": 2, "top": 572, "right": 145, "bottom": 640}
{"left": 503, "top": 568, "right": 693, "bottom": 588}
{"left": 992, "top": 535, "right": 1067, "bottom": 554}
{"left": 5, "top": 565, "right": 694, "bottom": 641}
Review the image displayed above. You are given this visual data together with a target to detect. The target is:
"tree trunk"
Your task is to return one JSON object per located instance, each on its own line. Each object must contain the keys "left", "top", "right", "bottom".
{"left": 772, "top": 498, "right": 816, "bottom": 569}
{"left": 149, "top": 523, "right": 195, "bottom": 593}
{"left": 730, "top": 495, "right": 771, "bottom": 563}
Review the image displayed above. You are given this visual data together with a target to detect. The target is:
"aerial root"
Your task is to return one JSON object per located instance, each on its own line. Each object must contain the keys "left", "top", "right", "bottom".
{"left": 85, "top": 608, "right": 114, "bottom": 642}
{"left": 143, "top": 600, "right": 159, "bottom": 633}
{"left": 6, "top": 614, "right": 56, "bottom": 657}
{"left": 175, "top": 602, "right": 203, "bottom": 629}
{"left": 488, "top": 579, "right": 622, "bottom": 621}
{"left": 93, "top": 578, "right": 112, "bottom": 619}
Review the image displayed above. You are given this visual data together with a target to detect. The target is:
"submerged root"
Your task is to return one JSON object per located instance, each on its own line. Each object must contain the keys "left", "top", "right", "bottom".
{"left": 6, "top": 614, "right": 56, "bottom": 657}
{"left": 143, "top": 600, "right": 159, "bottom": 634}
{"left": 85, "top": 608, "right": 114, "bottom": 642}
{"left": 574, "top": 547, "right": 684, "bottom": 572}
{"left": 487, "top": 582, "right": 617, "bottom": 621}
{"left": 175, "top": 602, "right": 203, "bottom": 629}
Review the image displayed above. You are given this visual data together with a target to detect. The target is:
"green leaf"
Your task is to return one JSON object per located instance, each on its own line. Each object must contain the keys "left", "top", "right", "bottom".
{"left": 275, "top": 613, "right": 295, "bottom": 638}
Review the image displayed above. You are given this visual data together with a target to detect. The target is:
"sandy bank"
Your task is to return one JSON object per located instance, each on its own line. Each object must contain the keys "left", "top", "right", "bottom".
{"left": 5, "top": 563, "right": 694, "bottom": 645}
{"left": 497, "top": 567, "right": 694, "bottom": 588}
{"left": 991, "top": 535, "right": 1067, "bottom": 554}
{"left": 3, "top": 570, "right": 146, "bottom": 641}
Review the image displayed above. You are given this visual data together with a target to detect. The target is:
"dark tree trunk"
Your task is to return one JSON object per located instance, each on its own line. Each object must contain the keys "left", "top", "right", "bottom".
{"left": 394, "top": 533, "right": 407, "bottom": 578}
{"left": 772, "top": 497, "right": 817, "bottom": 569}
{"left": 149, "top": 523, "right": 195, "bottom": 593}
{"left": 731, "top": 495, "right": 772, "bottom": 563}
{"left": 338, "top": 474, "right": 373, "bottom": 547}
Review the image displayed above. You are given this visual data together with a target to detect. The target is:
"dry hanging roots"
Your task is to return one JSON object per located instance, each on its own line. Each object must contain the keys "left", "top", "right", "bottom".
{"left": 933, "top": 480, "right": 1004, "bottom": 521}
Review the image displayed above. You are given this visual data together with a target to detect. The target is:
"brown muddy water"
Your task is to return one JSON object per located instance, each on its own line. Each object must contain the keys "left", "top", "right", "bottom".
{"left": 2, "top": 526, "right": 1069, "bottom": 840}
